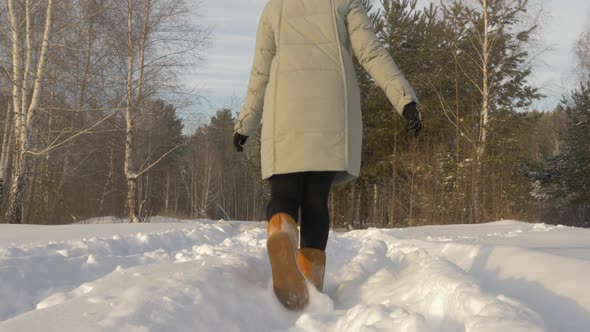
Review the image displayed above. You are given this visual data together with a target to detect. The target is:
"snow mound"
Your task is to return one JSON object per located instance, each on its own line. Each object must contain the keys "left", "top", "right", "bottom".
{"left": 1, "top": 219, "right": 589, "bottom": 331}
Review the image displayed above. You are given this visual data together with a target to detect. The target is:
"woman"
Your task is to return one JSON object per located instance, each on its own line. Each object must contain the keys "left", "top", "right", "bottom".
{"left": 232, "top": 0, "right": 421, "bottom": 310}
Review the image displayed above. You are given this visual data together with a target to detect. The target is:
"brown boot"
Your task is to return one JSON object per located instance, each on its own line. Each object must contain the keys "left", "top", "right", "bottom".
{"left": 297, "top": 248, "right": 326, "bottom": 292}
{"left": 267, "top": 212, "right": 309, "bottom": 310}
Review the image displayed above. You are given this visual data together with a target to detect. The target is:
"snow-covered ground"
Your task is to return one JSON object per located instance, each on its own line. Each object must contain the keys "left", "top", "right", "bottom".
{"left": 1, "top": 218, "right": 589, "bottom": 332}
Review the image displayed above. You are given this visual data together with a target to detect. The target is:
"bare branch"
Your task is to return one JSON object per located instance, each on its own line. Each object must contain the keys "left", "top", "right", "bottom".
{"left": 25, "top": 110, "right": 117, "bottom": 156}
{"left": 136, "top": 143, "right": 182, "bottom": 178}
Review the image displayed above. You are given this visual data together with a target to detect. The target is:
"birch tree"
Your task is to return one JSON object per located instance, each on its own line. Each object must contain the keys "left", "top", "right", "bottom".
{"left": 441, "top": 0, "right": 540, "bottom": 222}
{"left": 120, "top": 0, "right": 208, "bottom": 222}
{"left": 0, "top": 99, "right": 13, "bottom": 207}
{"left": 4, "top": 0, "right": 54, "bottom": 224}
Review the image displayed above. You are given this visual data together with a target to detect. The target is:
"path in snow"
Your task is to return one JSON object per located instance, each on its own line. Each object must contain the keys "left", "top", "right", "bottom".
{"left": 0, "top": 218, "right": 589, "bottom": 331}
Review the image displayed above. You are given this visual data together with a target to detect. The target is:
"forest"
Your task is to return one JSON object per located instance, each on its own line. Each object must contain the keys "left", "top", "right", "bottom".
{"left": 0, "top": 0, "right": 588, "bottom": 227}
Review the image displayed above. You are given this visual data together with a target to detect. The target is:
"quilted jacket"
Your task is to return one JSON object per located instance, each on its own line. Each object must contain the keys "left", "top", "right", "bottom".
{"left": 234, "top": 0, "right": 419, "bottom": 186}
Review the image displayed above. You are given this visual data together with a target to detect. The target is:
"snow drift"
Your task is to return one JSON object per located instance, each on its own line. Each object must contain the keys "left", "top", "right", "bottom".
{"left": 0, "top": 218, "right": 589, "bottom": 331}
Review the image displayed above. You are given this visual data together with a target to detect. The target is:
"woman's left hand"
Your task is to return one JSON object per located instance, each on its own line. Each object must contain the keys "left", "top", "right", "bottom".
{"left": 233, "top": 133, "right": 249, "bottom": 152}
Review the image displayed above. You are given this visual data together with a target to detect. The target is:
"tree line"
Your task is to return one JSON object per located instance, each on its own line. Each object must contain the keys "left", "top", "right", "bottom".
{"left": 0, "top": 0, "right": 208, "bottom": 224}
{"left": 1, "top": 0, "right": 588, "bottom": 227}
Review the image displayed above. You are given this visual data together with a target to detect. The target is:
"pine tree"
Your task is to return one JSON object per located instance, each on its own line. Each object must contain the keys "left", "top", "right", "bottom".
{"left": 530, "top": 83, "right": 590, "bottom": 226}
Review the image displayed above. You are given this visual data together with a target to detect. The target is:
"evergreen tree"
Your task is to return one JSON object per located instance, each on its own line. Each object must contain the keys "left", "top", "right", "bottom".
{"left": 530, "top": 83, "right": 590, "bottom": 226}
{"left": 338, "top": 0, "right": 542, "bottom": 226}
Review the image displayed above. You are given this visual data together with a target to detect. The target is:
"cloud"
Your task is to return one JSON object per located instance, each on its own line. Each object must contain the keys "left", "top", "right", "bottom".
{"left": 183, "top": 0, "right": 266, "bottom": 113}
{"left": 526, "top": 0, "right": 590, "bottom": 108}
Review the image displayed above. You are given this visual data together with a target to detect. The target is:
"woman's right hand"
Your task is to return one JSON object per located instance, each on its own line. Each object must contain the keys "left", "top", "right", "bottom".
{"left": 403, "top": 102, "right": 422, "bottom": 137}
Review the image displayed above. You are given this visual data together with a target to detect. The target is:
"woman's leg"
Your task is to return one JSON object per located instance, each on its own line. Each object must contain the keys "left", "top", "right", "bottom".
{"left": 265, "top": 172, "right": 309, "bottom": 310}
{"left": 300, "top": 171, "right": 337, "bottom": 250}
{"left": 266, "top": 172, "right": 303, "bottom": 222}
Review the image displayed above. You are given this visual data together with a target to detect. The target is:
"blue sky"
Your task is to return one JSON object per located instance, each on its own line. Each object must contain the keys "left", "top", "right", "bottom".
{"left": 183, "top": 0, "right": 590, "bottom": 123}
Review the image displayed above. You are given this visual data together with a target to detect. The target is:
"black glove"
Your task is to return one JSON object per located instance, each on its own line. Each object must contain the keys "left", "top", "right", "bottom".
{"left": 403, "top": 102, "right": 422, "bottom": 137}
{"left": 233, "top": 132, "right": 249, "bottom": 152}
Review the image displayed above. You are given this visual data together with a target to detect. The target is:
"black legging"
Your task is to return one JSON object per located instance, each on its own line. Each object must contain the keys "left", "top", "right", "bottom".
{"left": 266, "top": 171, "right": 337, "bottom": 251}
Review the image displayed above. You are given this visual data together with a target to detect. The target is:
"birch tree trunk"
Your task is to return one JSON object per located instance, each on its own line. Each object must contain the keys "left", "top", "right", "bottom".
{"left": 98, "top": 147, "right": 116, "bottom": 215}
{"left": 389, "top": 135, "right": 397, "bottom": 227}
{"left": 454, "top": 49, "right": 461, "bottom": 165}
{"left": 474, "top": 0, "right": 490, "bottom": 222}
{"left": 5, "top": 0, "right": 22, "bottom": 223}
{"left": 165, "top": 170, "right": 170, "bottom": 213}
{"left": 5, "top": 0, "right": 54, "bottom": 224}
{"left": 125, "top": 0, "right": 139, "bottom": 223}
{"left": 0, "top": 101, "right": 14, "bottom": 209}
{"left": 372, "top": 183, "right": 378, "bottom": 225}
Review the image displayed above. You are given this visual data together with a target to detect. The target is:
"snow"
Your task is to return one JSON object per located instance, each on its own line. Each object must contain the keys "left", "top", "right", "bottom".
{"left": 1, "top": 218, "right": 589, "bottom": 331}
